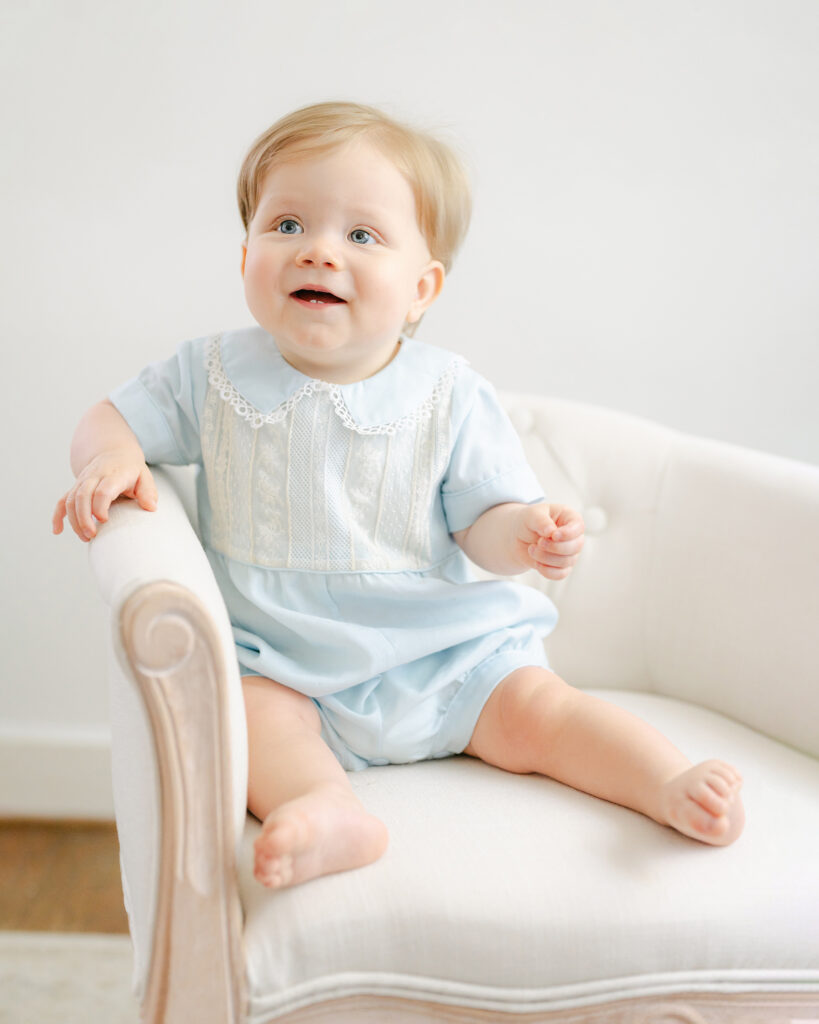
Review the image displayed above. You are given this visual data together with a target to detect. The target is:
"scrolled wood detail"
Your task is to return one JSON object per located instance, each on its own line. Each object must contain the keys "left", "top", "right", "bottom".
{"left": 132, "top": 610, "right": 197, "bottom": 677}
{"left": 121, "top": 581, "right": 245, "bottom": 1024}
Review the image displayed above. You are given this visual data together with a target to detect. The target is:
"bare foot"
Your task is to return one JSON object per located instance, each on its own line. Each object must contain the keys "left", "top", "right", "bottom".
{"left": 660, "top": 760, "right": 744, "bottom": 846}
{"left": 253, "top": 783, "right": 389, "bottom": 889}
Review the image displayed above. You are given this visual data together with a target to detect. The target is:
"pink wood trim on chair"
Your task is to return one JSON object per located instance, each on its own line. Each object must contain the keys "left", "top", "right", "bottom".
{"left": 121, "top": 581, "right": 246, "bottom": 1024}
{"left": 268, "top": 991, "right": 819, "bottom": 1023}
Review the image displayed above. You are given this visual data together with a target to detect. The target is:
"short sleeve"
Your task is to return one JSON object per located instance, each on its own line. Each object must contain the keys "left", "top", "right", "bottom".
{"left": 108, "top": 338, "right": 207, "bottom": 466}
{"left": 441, "top": 373, "right": 544, "bottom": 533}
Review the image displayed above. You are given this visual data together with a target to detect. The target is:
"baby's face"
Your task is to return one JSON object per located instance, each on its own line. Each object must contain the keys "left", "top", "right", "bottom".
{"left": 242, "top": 140, "right": 444, "bottom": 383}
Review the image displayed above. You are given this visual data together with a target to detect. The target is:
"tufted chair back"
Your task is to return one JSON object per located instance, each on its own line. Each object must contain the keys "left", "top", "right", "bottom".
{"left": 500, "top": 394, "right": 819, "bottom": 758}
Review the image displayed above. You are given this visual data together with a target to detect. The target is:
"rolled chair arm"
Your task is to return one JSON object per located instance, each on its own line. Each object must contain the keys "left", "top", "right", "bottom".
{"left": 648, "top": 433, "right": 819, "bottom": 757}
{"left": 89, "top": 468, "right": 247, "bottom": 1023}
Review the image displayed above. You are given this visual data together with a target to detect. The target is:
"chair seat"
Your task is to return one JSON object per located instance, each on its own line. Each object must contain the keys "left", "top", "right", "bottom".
{"left": 237, "top": 690, "right": 819, "bottom": 1022}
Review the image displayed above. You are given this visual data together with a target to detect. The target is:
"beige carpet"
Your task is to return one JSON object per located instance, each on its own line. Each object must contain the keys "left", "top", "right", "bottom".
{"left": 0, "top": 932, "right": 137, "bottom": 1024}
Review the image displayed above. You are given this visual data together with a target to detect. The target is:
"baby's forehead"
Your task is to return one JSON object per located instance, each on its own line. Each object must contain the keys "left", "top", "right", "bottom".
{"left": 256, "top": 142, "right": 417, "bottom": 217}
{"left": 262, "top": 137, "right": 403, "bottom": 184}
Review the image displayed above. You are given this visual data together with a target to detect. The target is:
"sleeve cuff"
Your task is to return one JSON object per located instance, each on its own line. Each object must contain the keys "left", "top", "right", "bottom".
{"left": 109, "top": 378, "right": 185, "bottom": 465}
{"left": 443, "top": 463, "right": 544, "bottom": 533}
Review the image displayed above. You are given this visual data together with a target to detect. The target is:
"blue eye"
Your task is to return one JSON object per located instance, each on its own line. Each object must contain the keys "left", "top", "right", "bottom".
{"left": 277, "top": 219, "right": 303, "bottom": 235}
{"left": 349, "top": 228, "right": 375, "bottom": 245}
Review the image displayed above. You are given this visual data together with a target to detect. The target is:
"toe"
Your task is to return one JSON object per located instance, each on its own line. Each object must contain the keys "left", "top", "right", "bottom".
{"left": 261, "top": 815, "right": 307, "bottom": 860}
{"left": 256, "top": 853, "right": 294, "bottom": 889}
{"left": 703, "top": 772, "right": 731, "bottom": 799}
{"left": 693, "top": 779, "right": 728, "bottom": 817}
{"left": 271, "top": 855, "right": 293, "bottom": 887}
{"left": 711, "top": 761, "right": 742, "bottom": 788}
{"left": 685, "top": 801, "right": 730, "bottom": 839}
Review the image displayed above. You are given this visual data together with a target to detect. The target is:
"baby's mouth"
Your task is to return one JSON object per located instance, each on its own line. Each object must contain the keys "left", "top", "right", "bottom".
{"left": 291, "top": 289, "right": 346, "bottom": 305}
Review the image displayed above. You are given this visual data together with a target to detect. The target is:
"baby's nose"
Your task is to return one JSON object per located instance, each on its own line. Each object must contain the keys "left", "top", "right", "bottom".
{"left": 296, "top": 236, "right": 341, "bottom": 269}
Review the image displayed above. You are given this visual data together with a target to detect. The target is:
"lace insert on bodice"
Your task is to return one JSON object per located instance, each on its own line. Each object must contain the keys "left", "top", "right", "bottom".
{"left": 201, "top": 336, "right": 461, "bottom": 572}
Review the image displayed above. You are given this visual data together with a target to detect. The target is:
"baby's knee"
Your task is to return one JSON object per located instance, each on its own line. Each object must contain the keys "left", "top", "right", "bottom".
{"left": 497, "top": 668, "right": 573, "bottom": 749}
{"left": 468, "top": 667, "right": 573, "bottom": 772}
{"left": 242, "top": 676, "right": 321, "bottom": 732}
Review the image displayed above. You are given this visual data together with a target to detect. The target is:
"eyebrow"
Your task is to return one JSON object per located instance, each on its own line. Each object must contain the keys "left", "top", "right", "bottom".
{"left": 255, "top": 193, "right": 396, "bottom": 225}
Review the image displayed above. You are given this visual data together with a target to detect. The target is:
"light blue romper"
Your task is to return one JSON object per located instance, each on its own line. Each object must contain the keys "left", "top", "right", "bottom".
{"left": 110, "top": 327, "right": 558, "bottom": 770}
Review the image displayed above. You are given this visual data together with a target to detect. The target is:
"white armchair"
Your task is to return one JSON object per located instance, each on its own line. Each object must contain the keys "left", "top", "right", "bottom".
{"left": 89, "top": 394, "right": 819, "bottom": 1024}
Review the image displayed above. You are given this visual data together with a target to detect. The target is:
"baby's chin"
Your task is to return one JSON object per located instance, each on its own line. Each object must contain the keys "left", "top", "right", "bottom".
{"left": 271, "top": 333, "right": 403, "bottom": 384}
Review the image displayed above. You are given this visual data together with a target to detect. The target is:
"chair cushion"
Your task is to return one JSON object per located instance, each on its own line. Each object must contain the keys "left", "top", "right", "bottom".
{"left": 237, "top": 690, "right": 819, "bottom": 1022}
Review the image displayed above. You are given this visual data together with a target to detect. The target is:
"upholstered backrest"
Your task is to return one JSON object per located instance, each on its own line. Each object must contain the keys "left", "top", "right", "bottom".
{"left": 502, "top": 394, "right": 819, "bottom": 758}
{"left": 502, "top": 394, "right": 674, "bottom": 696}
{"left": 141, "top": 395, "right": 819, "bottom": 756}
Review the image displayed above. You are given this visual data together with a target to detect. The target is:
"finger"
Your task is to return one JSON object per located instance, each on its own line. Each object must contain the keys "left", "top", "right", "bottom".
{"left": 536, "top": 536, "right": 585, "bottom": 557}
{"left": 73, "top": 477, "right": 109, "bottom": 539}
{"left": 528, "top": 546, "right": 578, "bottom": 571}
{"left": 52, "top": 497, "right": 67, "bottom": 534}
{"left": 90, "top": 483, "right": 117, "bottom": 525}
{"left": 534, "top": 564, "right": 572, "bottom": 581}
{"left": 74, "top": 478, "right": 103, "bottom": 538}
{"left": 134, "top": 469, "right": 158, "bottom": 511}
{"left": 91, "top": 474, "right": 131, "bottom": 524}
{"left": 64, "top": 490, "right": 80, "bottom": 536}
{"left": 554, "top": 506, "right": 583, "bottom": 526}
{"left": 64, "top": 491, "right": 91, "bottom": 542}
{"left": 521, "top": 504, "right": 557, "bottom": 536}
{"left": 550, "top": 518, "right": 585, "bottom": 543}
{"left": 521, "top": 523, "right": 557, "bottom": 548}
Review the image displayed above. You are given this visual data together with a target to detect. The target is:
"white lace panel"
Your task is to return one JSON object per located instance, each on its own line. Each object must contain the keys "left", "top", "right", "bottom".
{"left": 201, "top": 342, "right": 458, "bottom": 572}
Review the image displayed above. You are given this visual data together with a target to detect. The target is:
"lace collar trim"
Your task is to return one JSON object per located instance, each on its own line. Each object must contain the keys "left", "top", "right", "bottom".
{"left": 205, "top": 330, "right": 465, "bottom": 436}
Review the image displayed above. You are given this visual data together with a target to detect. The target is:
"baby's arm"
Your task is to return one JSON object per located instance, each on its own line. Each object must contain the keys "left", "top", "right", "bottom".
{"left": 453, "top": 502, "right": 585, "bottom": 579}
{"left": 52, "top": 400, "right": 157, "bottom": 542}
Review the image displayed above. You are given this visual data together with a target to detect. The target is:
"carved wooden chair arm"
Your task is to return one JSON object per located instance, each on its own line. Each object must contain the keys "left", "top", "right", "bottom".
{"left": 89, "top": 467, "right": 248, "bottom": 1022}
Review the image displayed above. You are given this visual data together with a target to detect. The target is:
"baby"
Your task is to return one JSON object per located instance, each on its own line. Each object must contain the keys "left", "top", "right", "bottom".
{"left": 54, "top": 101, "right": 744, "bottom": 889}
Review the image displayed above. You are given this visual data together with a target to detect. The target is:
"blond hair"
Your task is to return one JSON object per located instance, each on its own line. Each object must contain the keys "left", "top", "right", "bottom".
{"left": 237, "top": 101, "right": 471, "bottom": 274}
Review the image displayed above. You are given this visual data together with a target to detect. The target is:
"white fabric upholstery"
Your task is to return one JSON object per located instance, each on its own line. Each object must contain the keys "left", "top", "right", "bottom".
{"left": 240, "top": 692, "right": 819, "bottom": 1020}
{"left": 504, "top": 396, "right": 819, "bottom": 756}
{"left": 90, "top": 395, "right": 819, "bottom": 1019}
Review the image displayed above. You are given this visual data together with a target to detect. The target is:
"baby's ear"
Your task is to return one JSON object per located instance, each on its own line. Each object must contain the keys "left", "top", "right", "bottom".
{"left": 407, "top": 261, "right": 445, "bottom": 324}
{"left": 241, "top": 244, "right": 247, "bottom": 277}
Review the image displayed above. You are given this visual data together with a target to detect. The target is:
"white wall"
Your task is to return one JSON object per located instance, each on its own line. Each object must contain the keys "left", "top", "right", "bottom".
{"left": 2, "top": 0, "right": 817, "bottom": 817}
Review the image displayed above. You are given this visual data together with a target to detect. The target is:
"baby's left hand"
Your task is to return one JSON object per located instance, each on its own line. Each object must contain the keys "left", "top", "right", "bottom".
{"left": 516, "top": 503, "right": 585, "bottom": 580}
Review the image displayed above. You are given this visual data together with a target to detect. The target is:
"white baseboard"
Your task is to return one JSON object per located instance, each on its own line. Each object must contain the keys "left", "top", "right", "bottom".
{"left": 0, "top": 723, "right": 115, "bottom": 820}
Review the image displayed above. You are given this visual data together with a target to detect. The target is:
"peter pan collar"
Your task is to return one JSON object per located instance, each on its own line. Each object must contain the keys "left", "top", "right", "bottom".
{"left": 208, "top": 325, "right": 466, "bottom": 433}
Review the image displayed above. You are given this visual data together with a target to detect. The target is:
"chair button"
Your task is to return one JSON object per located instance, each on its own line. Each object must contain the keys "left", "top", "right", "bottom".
{"left": 583, "top": 506, "right": 607, "bottom": 534}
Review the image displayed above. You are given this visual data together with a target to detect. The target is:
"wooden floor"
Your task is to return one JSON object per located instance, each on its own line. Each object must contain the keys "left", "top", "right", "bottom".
{"left": 0, "top": 820, "right": 129, "bottom": 933}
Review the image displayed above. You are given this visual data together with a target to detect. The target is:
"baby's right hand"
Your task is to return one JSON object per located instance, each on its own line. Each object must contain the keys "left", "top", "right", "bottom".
{"left": 52, "top": 453, "right": 158, "bottom": 542}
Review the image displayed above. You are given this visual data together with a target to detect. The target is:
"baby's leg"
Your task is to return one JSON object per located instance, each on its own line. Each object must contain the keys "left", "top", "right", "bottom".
{"left": 243, "top": 677, "right": 388, "bottom": 888}
{"left": 465, "top": 668, "right": 744, "bottom": 846}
